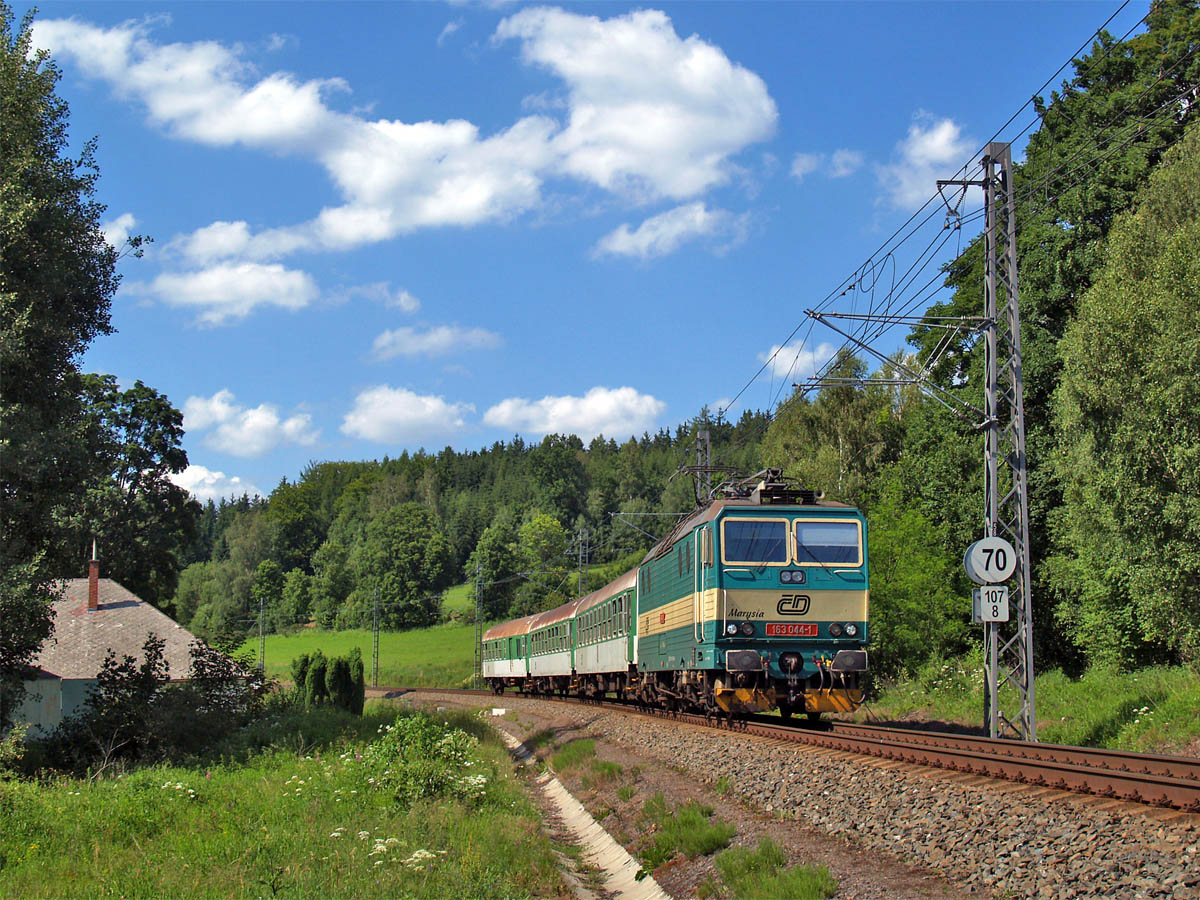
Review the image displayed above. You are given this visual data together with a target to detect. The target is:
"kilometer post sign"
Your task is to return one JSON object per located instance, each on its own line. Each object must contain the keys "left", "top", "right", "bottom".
{"left": 964, "top": 536, "right": 1016, "bottom": 623}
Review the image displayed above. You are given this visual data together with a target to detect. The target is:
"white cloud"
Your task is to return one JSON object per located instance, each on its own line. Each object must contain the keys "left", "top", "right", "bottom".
{"left": 183, "top": 389, "right": 319, "bottom": 457}
{"left": 372, "top": 325, "right": 502, "bottom": 360}
{"left": 594, "top": 202, "right": 730, "bottom": 260}
{"left": 758, "top": 340, "right": 837, "bottom": 381}
{"left": 791, "top": 149, "right": 863, "bottom": 182}
{"left": 438, "top": 19, "right": 463, "bottom": 46}
{"left": 483, "top": 386, "right": 665, "bottom": 440}
{"left": 829, "top": 149, "right": 863, "bottom": 178}
{"left": 101, "top": 212, "right": 136, "bottom": 249}
{"left": 36, "top": 10, "right": 776, "bottom": 265}
{"left": 790, "top": 153, "right": 820, "bottom": 182}
{"left": 877, "top": 111, "right": 975, "bottom": 209}
{"left": 170, "top": 464, "right": 262, "bottom": 502}
{"left": 342, "top": 385, "right": 474, "bottom": 443}
{"left": 496, "top": 7, "right": 776, "bottom": 201}
{"left": 139, "top": 262, "right": 319, "bottom": 325}
{"left": 332, "top": 282, "right": 421, "bottom": 312}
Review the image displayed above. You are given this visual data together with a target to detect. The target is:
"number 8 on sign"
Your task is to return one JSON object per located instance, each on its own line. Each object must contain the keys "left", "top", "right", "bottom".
{"left": 963, "top": 536, "right": 1017, "bottom": 585}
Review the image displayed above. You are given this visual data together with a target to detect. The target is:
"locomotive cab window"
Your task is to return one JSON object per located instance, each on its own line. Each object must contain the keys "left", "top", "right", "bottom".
{"left": 720, "top": 518, "right": 790, "bottom": 565}
{"left": 794, "top": 520, "right": 863, "bottom": 566}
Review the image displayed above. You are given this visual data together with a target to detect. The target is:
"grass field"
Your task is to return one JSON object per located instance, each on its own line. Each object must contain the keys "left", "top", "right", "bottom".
{"left": 239, "top": 622, "right": 477, "bottom": 688}
{"left": 0, "top": 704, "right": 568, "bottom": 899}
{"left": 855, "top": 655, "right": 1200, "bottom": 754}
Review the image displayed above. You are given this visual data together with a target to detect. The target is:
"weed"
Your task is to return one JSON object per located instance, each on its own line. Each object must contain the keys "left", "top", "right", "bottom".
{"left": 617, "top": 785, "right": 636, "bottom": 802}
{"left": 591, "top": 760, "right": 623, "bottom": 782}
{"left": 551, "top": 739, "right": 596, "bottom": 771}
{"left": 715, "top": 838, "right": 837, "bottom": 899}
{"left": 640, "top": 794, "right": 735, "bottom": 869}
{"left": 714, "top": 775, "right": 732, "bottom": 796}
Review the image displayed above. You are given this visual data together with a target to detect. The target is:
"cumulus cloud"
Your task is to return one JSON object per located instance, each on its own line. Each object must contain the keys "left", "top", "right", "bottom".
{"left": 496, "top": 7, "right": 776, "bottom": 201}
{"left": 594, "top": 202, "right": 734, "bottom": 260}
{"left": 342, "top": 385, "right": 474, "bottom": 443}
{"left": 758, "top": 340, "right": 837, "bottom": 381}
{"left": 372, "top": 325, "right": 502, "bottom": 360}
{"left": 32, "top": 10, "right": 776, "bottom": 267}
{"left": 100, "top": 212, "right": 137, "bottom": 249}
{"left": 170, "top": 464, "right": 262, "bottom": 502}
{"left": 483, "top": 386, "right": 665, "bottom": 440}
{"left": 137, "top": 262, "right": 319, "bottom": 325}
{"left": 877, "top": 111, "right": 975, "bottom": 209}
{"left": 183, "top": 389, "right": 319, "bottom": 457}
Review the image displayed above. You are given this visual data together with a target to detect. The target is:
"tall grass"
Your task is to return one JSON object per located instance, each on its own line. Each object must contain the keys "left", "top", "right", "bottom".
{"left": 238, "top": 622, "right": 476, "bottom": 688}
{"left": 860, "top": 656, "right": 1200, "bottom": 752}
{"left": 0, "top": 705, "right": 566, "bottom": 899}
{"left": 714, "top": 838, "right": 837, "bottom": 899}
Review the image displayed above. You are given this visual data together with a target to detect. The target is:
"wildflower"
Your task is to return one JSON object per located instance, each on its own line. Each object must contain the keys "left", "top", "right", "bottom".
{"left": 357, "top": 831, "right": 370, "bottom": 840}
{"left": 330, "top": 833, "right": 342, "bottom": 839}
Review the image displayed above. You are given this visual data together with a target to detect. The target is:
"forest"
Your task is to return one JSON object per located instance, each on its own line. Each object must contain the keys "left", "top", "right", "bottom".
{"left": 3, "top": 3, "right": 1197, "bottom": 731}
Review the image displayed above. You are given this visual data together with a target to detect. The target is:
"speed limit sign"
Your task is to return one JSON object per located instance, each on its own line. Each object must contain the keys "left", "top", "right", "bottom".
{"left": 963, "top": 537, "right": 1017, "bottom": 585}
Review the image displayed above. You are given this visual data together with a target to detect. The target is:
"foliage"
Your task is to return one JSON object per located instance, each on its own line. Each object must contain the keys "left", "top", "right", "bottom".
{"left": 865, "top": 471, "right": 968, "bottom": 678}
{"left": 363, "top": 713, "right": 490, "bottom": 806}
{"left": 0, "top": 6, "right": 115, "bottom": 728}
{"left": 1049, "top": 120, "right": 1200, "bottom": 668}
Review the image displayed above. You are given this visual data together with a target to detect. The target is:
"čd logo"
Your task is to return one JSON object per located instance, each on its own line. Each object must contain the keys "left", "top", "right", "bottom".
{"left": 777, "top": 594, "right": 811, "bottom": 616}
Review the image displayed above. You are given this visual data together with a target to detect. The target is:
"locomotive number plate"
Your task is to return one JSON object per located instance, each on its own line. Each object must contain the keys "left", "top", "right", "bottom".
{"left": 766, "top": 623, "right": 817, "bottom": 637}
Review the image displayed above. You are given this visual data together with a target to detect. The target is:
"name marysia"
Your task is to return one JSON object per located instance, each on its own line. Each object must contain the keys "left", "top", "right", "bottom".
{"left": 727, "top": 607, "right": 765, "bottom": 619}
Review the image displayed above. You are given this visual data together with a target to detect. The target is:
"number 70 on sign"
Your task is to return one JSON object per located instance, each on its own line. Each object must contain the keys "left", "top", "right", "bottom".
{"left": 972, "top": 585, "right": 1010, "bottom": 623}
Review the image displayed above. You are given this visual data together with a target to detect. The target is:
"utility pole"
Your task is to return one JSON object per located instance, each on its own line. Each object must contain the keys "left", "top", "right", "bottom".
{"left": 372, "top": 587, "right": 380, "bottom": 688}
{"left": 979, "top": 142, "right": 1036, "bottom": 741}
{"left": 257, "top": 596, "right": 266, "bottom": 673}
{"left": 695, "top": 430, "right": 711, "bottom": 503}
{"left": 473, "top": 563, "right": 483, "bottom": 690}
{"left": 803, "top": 141, "right": 1036, "bottom": 741}
{"left": 577, "top": 527, "right": 589, "bottom": 597}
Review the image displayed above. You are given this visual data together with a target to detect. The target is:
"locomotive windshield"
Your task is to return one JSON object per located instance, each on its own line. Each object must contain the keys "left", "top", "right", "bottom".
{"left": 721, "top": 519, "right": 789, "bottom": 563}
{"left": 794, "top": 520, "right": 862, "bottom": 565}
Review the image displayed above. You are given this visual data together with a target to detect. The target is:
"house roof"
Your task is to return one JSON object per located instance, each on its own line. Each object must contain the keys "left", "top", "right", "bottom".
{"left": 33, "top": 578, "right": 199, "bottom": 681}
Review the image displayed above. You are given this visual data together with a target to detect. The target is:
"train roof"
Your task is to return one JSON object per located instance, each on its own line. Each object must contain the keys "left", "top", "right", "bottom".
{"left": 644, "top": 494, "right": 854, "bottom": 563}
{"left": 482, "top": 614, "right": 537, "bottom": 641}
{"left": 528, "top": 596, "right": 585, "bottom": 631}
{"left": 575, "top": 569, "right": 637, "bottom": 616}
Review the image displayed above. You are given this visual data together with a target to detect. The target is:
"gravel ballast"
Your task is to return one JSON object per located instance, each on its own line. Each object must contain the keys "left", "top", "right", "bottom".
{"left": 442, "top": 694, "right": 1200, "bottom": 900}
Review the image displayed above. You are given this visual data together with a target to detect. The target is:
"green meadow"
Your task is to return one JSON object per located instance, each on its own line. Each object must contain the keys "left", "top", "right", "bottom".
{"left": 240, "top": 621, "right": 478, "bottom": 688}
{"left": 0, "top": 704, "right": 567, "bottom": 900}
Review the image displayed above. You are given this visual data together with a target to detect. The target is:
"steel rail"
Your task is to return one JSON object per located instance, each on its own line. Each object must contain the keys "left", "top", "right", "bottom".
{"left": 390, "top": 687, "right": 1200, "bottom": 811}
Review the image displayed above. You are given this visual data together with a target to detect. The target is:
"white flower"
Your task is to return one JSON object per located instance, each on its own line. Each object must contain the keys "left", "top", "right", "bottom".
{"left": 357, "top": 831, "right": 370, "bottom": 840}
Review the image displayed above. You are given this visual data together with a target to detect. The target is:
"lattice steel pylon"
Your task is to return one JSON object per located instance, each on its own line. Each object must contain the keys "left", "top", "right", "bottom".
{"left": 980, "top": 142, "right": 1036, "bottom": 741}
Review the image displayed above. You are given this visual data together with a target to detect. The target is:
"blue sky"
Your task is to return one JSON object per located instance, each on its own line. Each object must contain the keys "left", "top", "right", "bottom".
{"left": 20, "top": 1, "right": 1140, "bottom": 501}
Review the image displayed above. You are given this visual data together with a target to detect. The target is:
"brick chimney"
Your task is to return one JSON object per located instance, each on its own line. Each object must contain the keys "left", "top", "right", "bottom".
{"left": 88, "top": 540, "right": 99, "bottom": 611}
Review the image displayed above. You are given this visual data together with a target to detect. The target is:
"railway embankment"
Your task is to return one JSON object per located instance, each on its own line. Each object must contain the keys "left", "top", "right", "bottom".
{"left": 412, "top": 692, "right": 1200, "bottom": 900}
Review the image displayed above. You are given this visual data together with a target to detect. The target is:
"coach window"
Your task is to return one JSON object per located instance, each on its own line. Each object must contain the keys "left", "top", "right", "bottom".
{"left": 720, "top": 518, "right": 790, "bottom": 566}
{"left": 794, "top": 519, "right": 863, "bottom": 566}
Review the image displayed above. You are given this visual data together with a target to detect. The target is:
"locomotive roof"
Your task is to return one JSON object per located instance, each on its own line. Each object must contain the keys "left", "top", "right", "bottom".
{"left": 482, "top": 614, "right": 538, "bottom": 641}
{"left": 643, "top": 495, "right": 854, "bottom": 563}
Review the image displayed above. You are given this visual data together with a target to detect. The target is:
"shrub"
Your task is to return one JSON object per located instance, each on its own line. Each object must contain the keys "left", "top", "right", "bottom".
{"left": 305, "top": 651, "right": 329, "bottom": 706}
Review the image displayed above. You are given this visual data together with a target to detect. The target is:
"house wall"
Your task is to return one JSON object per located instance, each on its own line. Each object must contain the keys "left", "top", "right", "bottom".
{"left": 16, "top": 678, "right": 96, "bottom": 736}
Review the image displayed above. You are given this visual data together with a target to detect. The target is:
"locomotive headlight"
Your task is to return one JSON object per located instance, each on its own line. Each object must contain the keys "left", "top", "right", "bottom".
{"left": 844, "top": 623, "right": 859, "bottom": 637}
{"left": 828, "top": 623, "right": 844, "bottom": 638}
{"left": 739, "top": 621, "right": 755, "bottom": 637}
{"left": 726, "top": 623, "right": 739, "bottom": 636}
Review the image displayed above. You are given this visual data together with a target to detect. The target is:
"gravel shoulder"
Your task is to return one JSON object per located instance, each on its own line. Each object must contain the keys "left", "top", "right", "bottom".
{"left": 403, "top": 693, "right": 990, "bottom": 900}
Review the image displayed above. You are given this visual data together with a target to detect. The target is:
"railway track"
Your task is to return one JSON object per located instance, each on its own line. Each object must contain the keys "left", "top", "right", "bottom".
{"left": 388, "top": 686, "right": 1200, "bottom": 812}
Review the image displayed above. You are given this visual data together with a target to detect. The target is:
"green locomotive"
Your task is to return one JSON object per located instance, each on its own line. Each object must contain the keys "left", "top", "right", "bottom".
{"left": 482, "top": 471, "right": 869, "bottom": 717}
